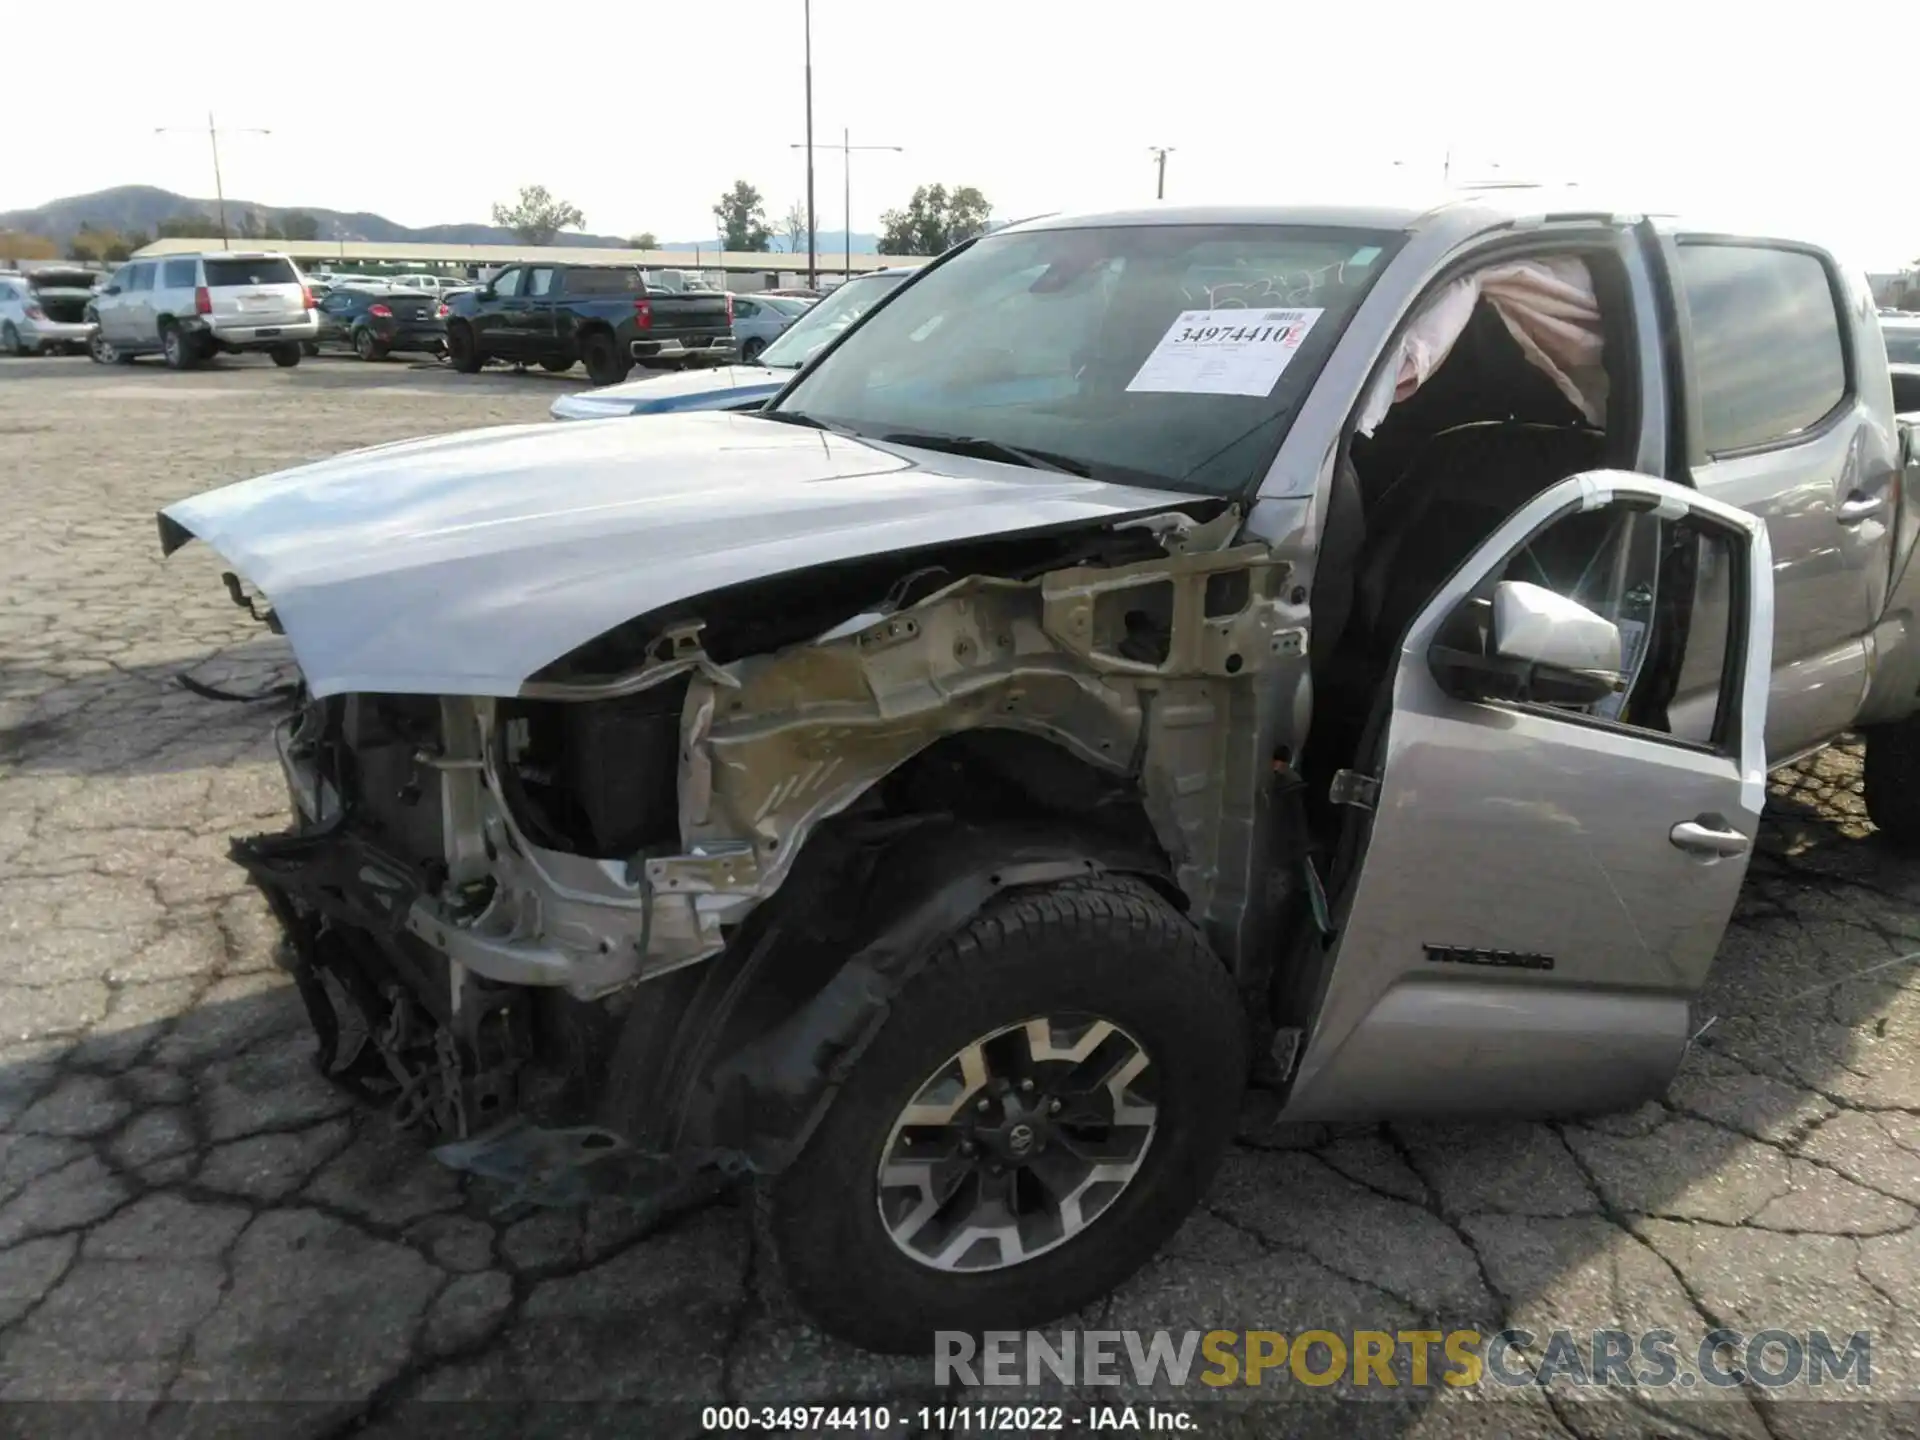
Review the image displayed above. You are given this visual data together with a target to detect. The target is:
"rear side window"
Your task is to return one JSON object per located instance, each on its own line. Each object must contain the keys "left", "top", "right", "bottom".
{"left": 561, "top": 268, "right": 645, "bottom": 297}
{"left": 162, "top": 259, "right": 197, "bottom": 287}
{"left": 203, "top": 258, "right": 298, "bottom": 287}
{"left": 1677, "top": 243, "right": 1847, "bottom": 454}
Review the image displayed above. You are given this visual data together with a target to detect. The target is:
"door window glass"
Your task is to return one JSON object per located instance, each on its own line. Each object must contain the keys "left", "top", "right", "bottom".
{"left": 1434, "top": 502, "right": 1742, "bottom": 750}
{"left": 526, "top": 268, "right": 555, "bottom": 297}
{"left": 1677, "top": 244, "right": 1847, "bottom": 454}
{"left": 492, "top": 269, "right": 523, "bottom": 298}
{"left": 126, "top": 264, "right": 155, "bottom": 292}
{"left": 162, "top": 259, "right": 197, "bottom": 287}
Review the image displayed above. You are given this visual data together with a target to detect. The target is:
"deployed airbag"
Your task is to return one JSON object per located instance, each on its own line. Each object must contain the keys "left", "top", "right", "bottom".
{"left": 1358, "top": 257, "right": 1608, "bottom": 435}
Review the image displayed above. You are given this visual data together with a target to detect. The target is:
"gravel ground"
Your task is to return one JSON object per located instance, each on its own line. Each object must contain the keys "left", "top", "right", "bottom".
{"left": 1, "top": 353, "right": 1918, "bottom": 1438}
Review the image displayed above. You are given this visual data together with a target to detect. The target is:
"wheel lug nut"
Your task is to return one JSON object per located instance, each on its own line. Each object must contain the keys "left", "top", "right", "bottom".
{"left": 976, "top": 1097, "right": 991, "bottom": 1113}
{"left": 1048, "top": 1098, "right": 1062, "bottom": 1114}
{"left": 960, "top": 1140, "right": 976, "bottom": 1155}
{"left": 1019, "top": 1078, "right": 1034, "bottom": 1092}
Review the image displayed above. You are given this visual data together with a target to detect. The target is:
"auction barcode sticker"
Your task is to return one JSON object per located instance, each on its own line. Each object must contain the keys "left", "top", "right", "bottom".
{"left": 1126, "top": 307, "right": 1324, "bottom": 397}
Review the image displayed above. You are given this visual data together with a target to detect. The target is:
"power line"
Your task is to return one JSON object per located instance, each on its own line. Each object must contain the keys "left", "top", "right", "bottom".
{"left": 791, "top": 131, "right": 904, "bottom": 280}
{"left": 154, "top": 113, "right": 269, "bottom": 249}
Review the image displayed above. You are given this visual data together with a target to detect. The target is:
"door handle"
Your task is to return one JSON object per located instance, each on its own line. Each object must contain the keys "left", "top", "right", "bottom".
{"left": 1669, "top": 819, "right": 1751, "bottom": 858}
{"left": 1837, "top": 492, "right": 1886, "bottom": 524}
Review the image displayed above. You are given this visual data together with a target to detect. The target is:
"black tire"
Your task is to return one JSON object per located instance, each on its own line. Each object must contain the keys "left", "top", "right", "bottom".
{"left": 352, "top": 329, "right": 386, "bottom": 362}
{"left": 740, "top": 337, "right": 765, "bottom": 364}
{"left": 447, "top": 322, "right": 483, "bottom": 374}
{"left": 1866, "top": 719, "right": 1920, "bottom": 848}
{"left": 538, "top": 356, "right": 574, "bottom": 374}
{"left": 269, "top": 343, "right": 301, "bottom": 368}
{"left": 1, "top": 322, "right": 24, "bottom": 357}
{"left": 301, "top": 341, "right": 321, "bottom": 357}
{"left": 160, "top": 322, "right": 200, "bottom": 371}
{"left": 581, "top": 331, "right": 631, "bottom": 387}
{"left": 763, "top": 874, "right": 1247, "bottom": 1354}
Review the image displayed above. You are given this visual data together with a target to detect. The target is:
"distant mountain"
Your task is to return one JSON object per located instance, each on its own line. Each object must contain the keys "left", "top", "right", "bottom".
{"left": 0, "top": 185, "right": 634, "bottom": 249}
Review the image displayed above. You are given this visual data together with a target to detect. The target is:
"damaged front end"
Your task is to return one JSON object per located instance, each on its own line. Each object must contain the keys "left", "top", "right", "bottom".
{"left": 221, "top": 499, "right": 1311, "bottom": 1201}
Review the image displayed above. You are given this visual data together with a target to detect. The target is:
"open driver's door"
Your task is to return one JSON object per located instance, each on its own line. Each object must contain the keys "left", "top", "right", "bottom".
{"left": 1283, "top": 471, "right": 1774, "bottom": 1122}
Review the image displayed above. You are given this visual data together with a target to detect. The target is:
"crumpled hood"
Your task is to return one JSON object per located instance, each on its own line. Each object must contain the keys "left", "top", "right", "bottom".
{"left": 160, "top": 410, "right": 1196, "bottom": 697}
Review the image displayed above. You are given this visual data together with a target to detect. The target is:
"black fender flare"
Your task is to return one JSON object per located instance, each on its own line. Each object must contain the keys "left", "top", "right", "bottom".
{"left": 597, "top": 819, "right": 1177, "bottom": 1176}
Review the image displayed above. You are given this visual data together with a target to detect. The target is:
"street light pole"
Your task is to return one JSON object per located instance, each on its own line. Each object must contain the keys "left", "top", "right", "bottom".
{"left": 1149, "top": 146, "right": 1174, "bottom": 200}
{"left": 155, "top": 113, "right": 269, "bottom": 249}
{"left": 803, "top": 0, "right": 816, "bottom": 289}
{"left": 794, "top": 131, "right": 903, "bottom": 284}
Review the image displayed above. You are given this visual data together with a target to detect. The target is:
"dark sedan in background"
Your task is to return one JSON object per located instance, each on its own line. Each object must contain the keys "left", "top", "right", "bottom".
{"left": 306, "top": 286, "right": 447, "bottom": 362}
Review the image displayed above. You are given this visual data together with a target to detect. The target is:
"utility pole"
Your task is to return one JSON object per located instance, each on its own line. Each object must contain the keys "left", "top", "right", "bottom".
{"left": 1149, "top": 146, "right": 1174, "bottom": 200}
{"left": 793, "top": 131, "right": 903, "bottom": 282}
{"left": 803, "top": 0, "right": 816, "bottom": 288}
{"left": 154, "top": 113, "right": 269, "bottom": 249}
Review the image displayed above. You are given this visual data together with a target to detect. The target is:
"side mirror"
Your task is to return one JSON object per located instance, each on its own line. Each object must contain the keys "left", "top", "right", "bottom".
{"left": 1429, "top": 581, "right": 1623, "bottom": 707}
{"left": 102, "top": 285, "right": 121, "bottom": 296}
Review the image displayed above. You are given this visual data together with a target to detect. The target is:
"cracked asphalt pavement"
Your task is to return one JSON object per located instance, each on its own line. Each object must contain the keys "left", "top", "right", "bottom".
{"left": 1, "top": 354, "right": 1918, "bottom": 1438}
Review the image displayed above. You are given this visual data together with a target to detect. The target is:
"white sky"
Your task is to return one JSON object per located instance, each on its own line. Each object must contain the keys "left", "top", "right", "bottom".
{"left": 9, "top": 0, "right": 1915, "bottom": 270}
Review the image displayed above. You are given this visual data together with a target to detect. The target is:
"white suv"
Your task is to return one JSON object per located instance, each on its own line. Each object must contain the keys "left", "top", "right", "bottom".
{"left": 87, "top": 252, "right": 319, "bottom": 369}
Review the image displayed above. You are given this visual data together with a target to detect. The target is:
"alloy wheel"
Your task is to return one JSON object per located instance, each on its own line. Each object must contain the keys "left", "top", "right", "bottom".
{"left": 874, "top": 1014, "right": 1158, "bottom": 1273}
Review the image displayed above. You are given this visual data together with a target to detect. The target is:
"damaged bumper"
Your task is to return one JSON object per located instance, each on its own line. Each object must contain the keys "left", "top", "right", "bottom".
{"left": 248, "top": 698, "right": 757, "bottom": 1001}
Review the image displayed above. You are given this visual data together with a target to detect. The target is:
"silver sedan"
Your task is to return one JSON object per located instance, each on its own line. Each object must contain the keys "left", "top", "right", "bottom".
{"left": 730, "top": 293, "right": 812, "bottom": 363}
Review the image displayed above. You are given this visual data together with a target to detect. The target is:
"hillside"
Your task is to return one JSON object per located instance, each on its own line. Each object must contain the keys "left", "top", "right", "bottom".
{"left": 0, "top": 185, "right": 632, "bottom": 249}
{"left": 0, "top": 185, "right": 881, "bottom": 254}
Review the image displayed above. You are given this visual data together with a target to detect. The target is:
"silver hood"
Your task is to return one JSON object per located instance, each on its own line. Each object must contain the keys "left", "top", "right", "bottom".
{"left": 159, "top": 410, "right": 1197, "bottom": 698}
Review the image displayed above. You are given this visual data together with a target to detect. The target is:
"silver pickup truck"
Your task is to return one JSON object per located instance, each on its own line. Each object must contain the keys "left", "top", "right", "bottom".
{"left": 158, "top": 194, "right": 1920, "bottom": 1352}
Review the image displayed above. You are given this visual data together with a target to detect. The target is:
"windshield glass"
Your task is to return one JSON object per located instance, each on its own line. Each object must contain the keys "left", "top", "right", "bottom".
{"left": 1886, "top": 328, "right": 1920, "bottom": 365}
{"left": 768, "top": 224, "right": 1398, "bottom": 494}
{"left": 759, "top": 272, "right": 910, "bottom": 369}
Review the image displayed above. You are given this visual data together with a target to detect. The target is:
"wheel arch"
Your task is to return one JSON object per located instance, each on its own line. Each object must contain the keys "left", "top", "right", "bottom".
{"left": 596, "top": 806, "right": 1187, "bottom": 1179}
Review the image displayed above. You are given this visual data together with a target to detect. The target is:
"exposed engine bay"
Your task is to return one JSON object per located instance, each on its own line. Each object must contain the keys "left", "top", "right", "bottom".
{"left": 226, "top": 500, "right": 1315, "bottom": 1190}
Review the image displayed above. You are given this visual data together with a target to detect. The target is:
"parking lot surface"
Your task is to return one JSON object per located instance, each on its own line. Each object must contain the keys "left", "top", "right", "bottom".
{"left": 1, "top": 354, "right": 1918, "bottom": 1437}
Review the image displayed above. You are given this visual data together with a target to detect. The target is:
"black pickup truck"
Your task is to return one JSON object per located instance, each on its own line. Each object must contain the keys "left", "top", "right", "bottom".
{"left": 443, "top": 263, "right": 734, "bottom": 386}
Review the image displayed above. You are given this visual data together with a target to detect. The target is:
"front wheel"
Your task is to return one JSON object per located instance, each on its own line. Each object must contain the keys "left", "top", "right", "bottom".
{"left": 581, "top": 332, "right": 631, "bottom": 387}
{"left": 762, "top": 874, "right": 1247, "bottom": 1354}
{"left": 301, "top": 341, "right": 321, "bottom": 357}
{"left": 1865, "top": 719, "right": 1920, "bottom": 848}
{"left": 269, "top": 343, "right": 301, "bottom": 368}
{"left": 538, "top": 355, "right": 574, "bottom": 374}
{"left": 740, "top": 337, "right": 765, "bottom": 364}
{"left": 447, "top": 323, "right": 483, "bottom": 373}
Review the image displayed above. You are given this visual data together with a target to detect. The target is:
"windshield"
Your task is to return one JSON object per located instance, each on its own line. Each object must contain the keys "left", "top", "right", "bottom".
{"left": 768, "top": 224, "right": 1399, "bottom": 494}
{"left": 1886, "top": 328, "right": 1920, "bottom": 365}
{"left": 759, "top": 272, "right": 910, "bottom": 369}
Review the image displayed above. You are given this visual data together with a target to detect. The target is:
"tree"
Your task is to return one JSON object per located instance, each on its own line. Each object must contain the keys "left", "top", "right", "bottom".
{"left": 781, "top": 200, "right": 807, "bottom": 255}
{"left": 490, "top": 185, "right": 585, "bottom": 246}
{"left": 627, "top": 232, "right": 659, "bottom": 250}
{"left": 102, "top": 231, "right": 146, "bottom": 263}
{"left": 282, "top": 211, "right": 320, "bottom": 242}
{"left": 0, "top": 229, "right": 58, "bottom": 261}
{"left": 877, "top": 184, "right": 992, "bottom": 256}
{"left": 712, "top": 180, "right": 772, "bottom": 252}
{"left": 68, "top": 235, "right": 99, "bottom": 263}
{"left": 155, "top": 214, "right": 209, "bottom": 239}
